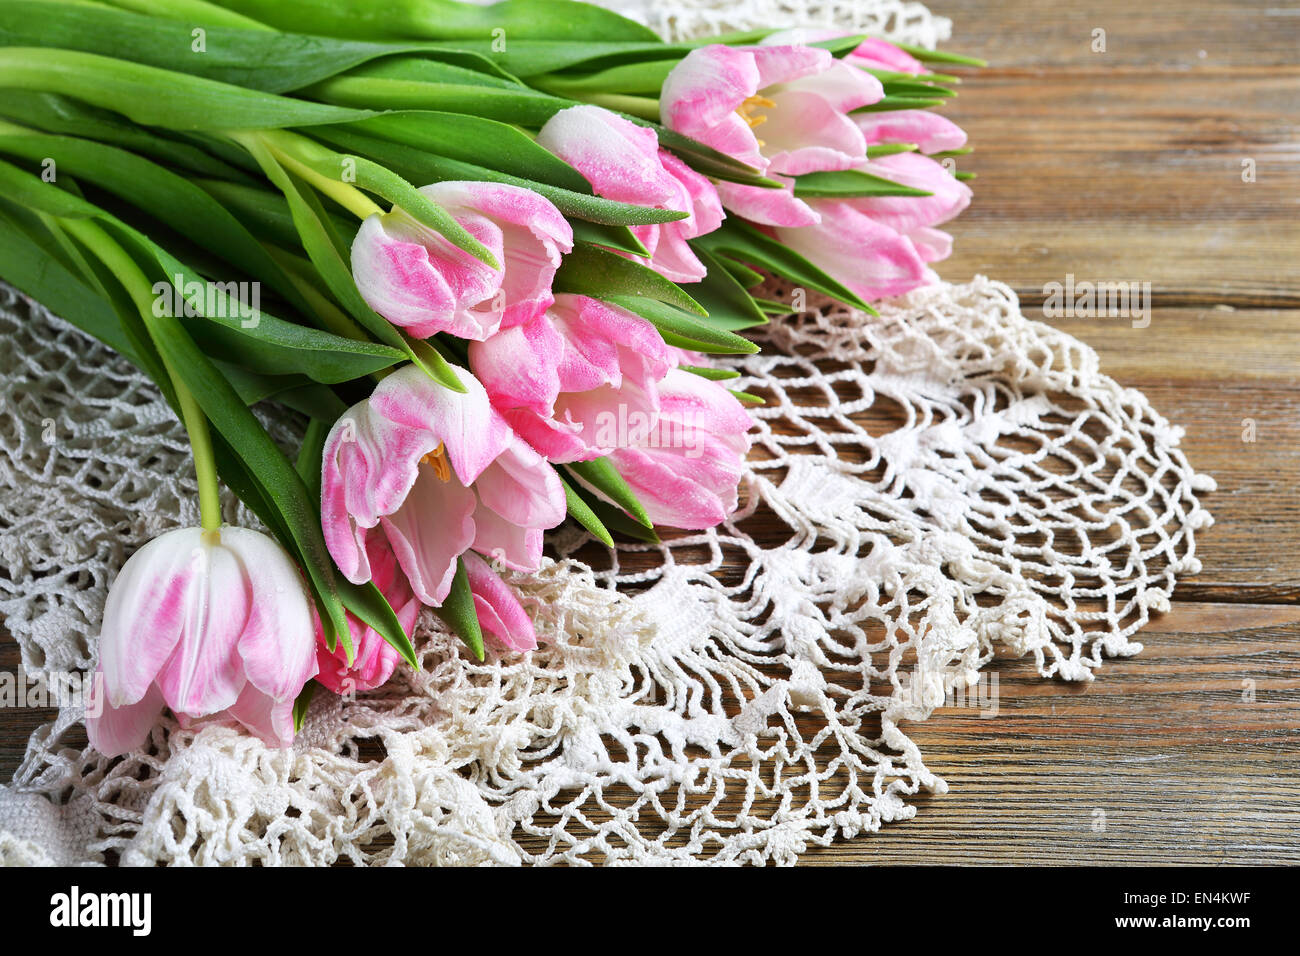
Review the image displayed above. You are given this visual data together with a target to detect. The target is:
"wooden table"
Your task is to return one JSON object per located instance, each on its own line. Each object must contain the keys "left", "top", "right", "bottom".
{"left": 800, "top": 0, "right": 1300, "bottom": 864}
{"left": 3, "top": 0, "right": 1299, "bottom": 865}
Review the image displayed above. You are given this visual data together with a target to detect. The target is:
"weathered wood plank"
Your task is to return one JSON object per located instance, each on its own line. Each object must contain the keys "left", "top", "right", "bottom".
{"left": 940, "top": 72, "right": 1300, "bottom": 302}
{"left": 938, "top": 0, "right": 1300, "bottom": 69}
{"left": 798, "top": 601, "right": 1300, "bottom": 864}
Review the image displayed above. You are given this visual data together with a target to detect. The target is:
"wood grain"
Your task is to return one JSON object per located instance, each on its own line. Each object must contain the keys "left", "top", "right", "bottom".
{"left": 942, "top": 72, "right": 1300, "bottom": 303}
{"left": 798, "top": 602, "right": 1300, "bottom": 864}
{"left": 939, "top": 0, "right": 1300, "bottom": 69}
{"left": 2, "top": 1, "right": 1298, "bottom": 866}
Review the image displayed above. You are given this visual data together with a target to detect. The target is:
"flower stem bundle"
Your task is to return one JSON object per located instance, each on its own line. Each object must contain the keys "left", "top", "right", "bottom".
{"left": 0, "top": 0, "right": 981, "bottom": 753}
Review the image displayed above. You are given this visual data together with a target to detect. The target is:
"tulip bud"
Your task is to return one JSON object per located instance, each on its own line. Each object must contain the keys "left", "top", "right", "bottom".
{"left": 86, "top": 526, "right": 318, "bottom": 756}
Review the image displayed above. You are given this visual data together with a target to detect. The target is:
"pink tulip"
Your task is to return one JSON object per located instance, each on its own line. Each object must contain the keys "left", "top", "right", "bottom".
{"left": 848, "top": 152, "right": 972, "bottom": 234}
{"left": 774, "top": 200, "right": 932, "bottom": 301}
{"left": 350, "top": 181, "right": 572, "bottom": 341}
{"left": 469, "top": 294, "right": 673, "bottom": 463}
{"left": 762, "top": 30, "right": 928, "bottom": 75}
{"left": 462, "top": 551, "right": 538, "bottom": 653}
{"left": 321, "top": 364, "right": 567, "bottom": 609}
{"left": 774, "top": 152, "right": 971, "bottom": 300}
{"left": 315, "top": 537, "right": 421, "bottom": 695}
{"left": 854, "top": 110, "right": 967, "bottom": 154}
{"left": 85, "top": 526, "right": 318, "bottom": 756}
{"left": 604, "top": 368, "right": 753, "bottom": 530}
{"left": 537, "top": 105, "right": 723, "bottom": 282}
{"left": 660, "top": 43, "right": 883, "bottom": 227}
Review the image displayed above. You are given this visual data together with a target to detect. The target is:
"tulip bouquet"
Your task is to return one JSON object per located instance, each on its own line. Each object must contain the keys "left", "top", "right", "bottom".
{"left": 0, "top": 0, "right": 979, "bottom": 756}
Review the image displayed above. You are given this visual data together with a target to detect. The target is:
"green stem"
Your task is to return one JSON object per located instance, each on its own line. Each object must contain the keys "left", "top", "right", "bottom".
{"left": 228, "top": 130, "right": 383, "bottom": 220}
{"left": 584, "top": 93, "right": 661, "bottom": 122}
{"left": 60, "top": 216, "right": 223, "bottom": 532}
{"left": 103, "top": 0, "right": 273, "bottom": 30}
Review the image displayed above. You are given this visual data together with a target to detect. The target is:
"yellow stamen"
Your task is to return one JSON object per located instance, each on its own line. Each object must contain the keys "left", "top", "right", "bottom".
{"left": 737, "top": 94, "right": 776, "bottom": 129}
{"left": 421, "top": 442, "right": 451, "bottom": 482}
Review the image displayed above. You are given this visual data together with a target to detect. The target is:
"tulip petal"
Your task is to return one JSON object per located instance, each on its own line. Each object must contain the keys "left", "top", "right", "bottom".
{"left": 98, "top": 527, "right": 203, "bottom": 707}
{"left": 908, "top": 226, "right": 954, "bottom": 263}
{"left": 749, "top": 44, "right": 833, "bottom": 90}
{"left": 847, "top": 38, "right": 927, "bottom": 75}
{"left": 462, "top": 552, "right": 537, "bottom": 652}
{"left": 223, "top": 527, "right": 318, "bottom": 703}
{"left": 322, "top": 365, "right": 513, "bottom": 587}
{"left": 473, "top": 439, "right": 566, "bottom": 530}
{"left": 715, "top": 179, "right": 820, "bottom": 227}
{"left": 760, "top": 89, "right": 870, "bottom": 176}
{"left": 226, "top": 682, "right": 296, "bottom": 748}
{"left": 420, "top": 181, "right": 572, "bottom": 330}
{"left": 469, "top": 316, "right": 565, "bottom": 416}
{"left": 85, "top": 674, "right": 164, "bottom": 758}
{"left": 538, "top": 105, "right": 679, "bottom": 207}
{"left": 854, "top": 110, "right": 968, "bottom": 154}
{"left": 381, "top": 466, "right": 478, "bottom": 606}
{"left": 351, "top": 211, "right": 505, "bottom": 340}
{"left": 852, "top": 153, "right": 973, "bottom": 232}
{"left": 662, "top": 44, "right": 761, "bottom": 142}
{"left": 153, "top": 536, "right": 249, "bottom": 717}
{"left": 775, "top": 201, "right": 930, "bottom": 301}
{"left": 472, "top": 508, "right": 545, "bottom": 573}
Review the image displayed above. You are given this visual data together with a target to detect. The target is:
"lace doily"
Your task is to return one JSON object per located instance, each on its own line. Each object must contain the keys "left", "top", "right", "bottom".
{"left": 0, "top": 0, "right": 1214, "bottom": 866}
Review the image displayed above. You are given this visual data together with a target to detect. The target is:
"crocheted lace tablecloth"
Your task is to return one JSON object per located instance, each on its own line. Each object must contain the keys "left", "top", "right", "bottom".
{"left": 0, "top": 0, "right": 1214, "bottom": 866}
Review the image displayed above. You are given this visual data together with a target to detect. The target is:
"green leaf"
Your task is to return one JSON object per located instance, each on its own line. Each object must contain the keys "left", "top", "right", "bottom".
{"left": 262, "top": 129, "right": 499, "bottom": 269}
{"left": 681, "top": 365, "right": 740, "bottom": 382}
{"left": 792, "top": 168, "right": 931, "bottom": 198}
{"left": 239, "top": 136, "right": 465, "bottom": 392}
{"left": 877, "top": 78, "right": 957, "bottom": 100}
{"left": 866, "top": 143, "right": 920, "bottom": 158}
{"left": 694, "top": 220, "right": 876, "bottom": 313}
{"left": 0, "top": 91, "right": 252, "bottom": 181}
{"left": 310, "top": 125, "right": 683, "bottom": 226}
{"left": 122, "top": 241, "right": 404, "bottom": 384}
{"left": 558, "top": 473, "right": 614, "bottom": 547}
{"left": 213, "top": 361, "right": 347, "bottom": 414}
{"left": 570, "top": 219, "right": 649, "bottom": 257}
{"left": 717, "top": 256, "right": 765, "bottom": 289}
{"left": 566, "top": 479, "right": 659, "bottom": 543}
{"left": 555, "top": 241, "right": 706, "bottom": 315}
{"left": 433, "top": 558, "right": 485, "bottom": 661}
{"left": 650, "top": 124, "right": 779, "bottom": 188}
{"left": 532, "top": 58, "right": 678, "bottom": 95}
{"left": 338, "top": 578, "right": 420, "bottom": 669}
{"left": 347, "top": 110, "right": 591, "bottom": 192}
{"left": 0, "top": 2, "right": 519, "bottom": 93}
{"left": 687, "top": 246, "right": 770, "bottom": 330}
{"left": 295, "top": 417, "right": 330, "bottom": 494}
{"left": 607, "top": 296, "right": 759, "bottom": 355}
{"left": 439, "top": 39, "right": 685, "bottom": 77}
{"left": 0, "top": 127, "right": 316, "bottom": 312}
{"left": 888, "top": 41, "right": 988, "bottom": 67}
{"left": 565, "top": 458, "right": 652, "bottom": 528}
{"left": 307, "top": 75, "right": 571, "bottom": 126}
{"left": 0, "top": 47, "right": 375, "bottom": 130}
{"left": 214, "top": 0, "right": 660, "bottom": 42}
{"left": 0, "top": 200, "right": 137, "bottom": 360}
{"left": 293, "top": 680, "right": 316, "bottom": 731}
{"left": 854, "top": 96, "right": 948, "bottom": 113}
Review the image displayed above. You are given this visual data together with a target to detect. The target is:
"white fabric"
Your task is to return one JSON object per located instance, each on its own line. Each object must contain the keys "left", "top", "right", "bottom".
{"left": 0, "top": 1, "right": 1213, "bottom": 866}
